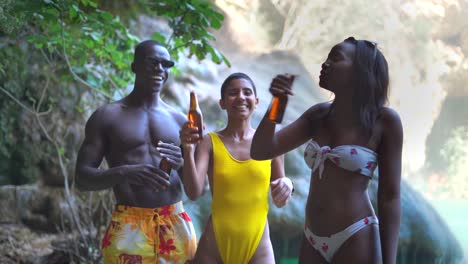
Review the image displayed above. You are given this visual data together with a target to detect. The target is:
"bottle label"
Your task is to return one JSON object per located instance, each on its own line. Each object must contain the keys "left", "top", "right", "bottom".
{"left": 159, "top": 158, "right": 172, "bottom": 174}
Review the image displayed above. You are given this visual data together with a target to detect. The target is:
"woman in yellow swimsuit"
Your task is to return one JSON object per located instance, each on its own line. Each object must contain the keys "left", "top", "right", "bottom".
{"left": 179, "top": 72, "right": 294, "bottom": 264}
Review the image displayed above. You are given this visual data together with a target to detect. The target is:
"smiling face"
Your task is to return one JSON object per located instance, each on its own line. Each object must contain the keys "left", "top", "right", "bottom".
{"left": 132, "top": 42, "right": 173, "bottom": 93}
{"left": 319, "top": 41, "right": 356, "bottom": 94}
{"left": 219, "top": 78, "right": 258, "bottom": 120}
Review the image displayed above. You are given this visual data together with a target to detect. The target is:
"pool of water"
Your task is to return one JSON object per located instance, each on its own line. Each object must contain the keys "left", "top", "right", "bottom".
{"left": 430, "top": 198, "right": 468, "bottom": 262}
{"left": 279, "top": 258, "right": 297, "bottom": 264}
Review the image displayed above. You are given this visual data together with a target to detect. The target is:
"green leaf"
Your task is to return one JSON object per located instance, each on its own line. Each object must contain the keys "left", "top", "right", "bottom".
{"left": 210, "top": 18, "right": 222, "bottom": 29}
{"left": 100, "top": 11, "right": 113, "bottom": 21}
{"left": 69, "top": 5, "right": 78, "bottom": 20}
{"left": 221, "top": 54, "right": 231, "bottom": 67}
{"left": 58, "top": 147, "right": 65, "bottom": 156}
{"left": 184, "top": 3, "right": 196, "bottom": 11}
{"left": 152, "top": 32, "right": 167, "bottom": 44}
{"left": 88, "top": 1, "right": 97, "bottom": 8}
{"left": 90, "top": 32, "right": 102, "bottom": 42}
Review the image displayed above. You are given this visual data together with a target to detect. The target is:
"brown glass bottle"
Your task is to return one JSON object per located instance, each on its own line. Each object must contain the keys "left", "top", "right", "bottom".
{"left": 159, "top": 157, "right": 172, "bottom": 174}
{"left": 188, "top": 91, "right": 204, "bottom": 140}
{"left": 268, "top": 75, "right": 295, "bottom": 124}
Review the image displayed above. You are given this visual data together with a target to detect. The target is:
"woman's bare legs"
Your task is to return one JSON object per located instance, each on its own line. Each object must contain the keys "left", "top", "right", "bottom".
{"left": 298, "top": 236, "right": 328, "bottom": 264}
{"left": 193, "top": 216, "right": 222, "bottom": 264}
{"left": 249, "top": 222, "right": 275, "bottom": 264}
{"left": 193, "top": 217, "right": 276, "bottom": 264}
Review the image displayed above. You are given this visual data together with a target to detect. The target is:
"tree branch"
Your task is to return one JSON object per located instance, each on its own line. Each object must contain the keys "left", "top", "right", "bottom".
{"left": 166, "top": 9, "right": 190, "bottom": 48}
{"left": 99, "top": 57, "right": 120, "bottom": 92}
{"left": 0, "top": 86, "right": 51, "bottom": 116}
{"left": 0, "top": 86, "right": 35, "bottom": 114}
{"left": 171, "top": 40, "right": 194, "bottom": 52}
{"left": 58, "top": 10, "right": 91, "bottom": 249}
{"left": 36, "top": 72, "right": 50, "bottom": 113}
{"left": 59, "top": 18, "right": 112, "bottom": 100}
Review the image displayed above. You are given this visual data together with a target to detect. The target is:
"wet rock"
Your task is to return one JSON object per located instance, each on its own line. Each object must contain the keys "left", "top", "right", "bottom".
{"left": 0, "top": 185, "right": 18, "bottom": 223}
{"left": 0, "top": 224, "right": 69, "bottom": 264}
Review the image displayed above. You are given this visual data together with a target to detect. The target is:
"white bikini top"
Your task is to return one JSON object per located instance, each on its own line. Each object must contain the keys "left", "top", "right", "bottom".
{"left": 304, "top": 139, "right": 378, "bottom": 179}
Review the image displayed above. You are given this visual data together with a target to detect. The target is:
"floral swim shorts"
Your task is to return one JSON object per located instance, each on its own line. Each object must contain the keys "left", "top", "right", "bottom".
{"left": 102, "top": 201, "right": 197, "bottom": 264}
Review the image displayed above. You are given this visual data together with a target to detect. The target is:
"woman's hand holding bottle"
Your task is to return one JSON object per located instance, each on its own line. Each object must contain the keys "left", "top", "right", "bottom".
{"left": 268, "top": 74, "right": 296, "bottom": 124}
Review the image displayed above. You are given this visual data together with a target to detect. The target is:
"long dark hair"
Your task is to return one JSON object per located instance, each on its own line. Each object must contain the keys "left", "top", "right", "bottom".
{"left": 220, "top": 72, "right": 257, "bottom": 100}
{"left": 344, "top": 37, "right": 389, "bottom": 135}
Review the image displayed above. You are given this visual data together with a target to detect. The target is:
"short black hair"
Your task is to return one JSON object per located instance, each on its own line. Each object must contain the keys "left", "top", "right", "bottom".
{"left": 133, "top": 40, "right": 165, "bottom": 62}
{"left": 220, "top": 72, "right": 257, "bottom": 100}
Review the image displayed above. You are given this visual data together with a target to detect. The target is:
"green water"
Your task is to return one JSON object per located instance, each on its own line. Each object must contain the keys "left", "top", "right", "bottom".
{"left": 430, "top": 199, "right": 468, "bottom": 261}
{"left": 279, "top": 258, "right": 297, "bottom": 264}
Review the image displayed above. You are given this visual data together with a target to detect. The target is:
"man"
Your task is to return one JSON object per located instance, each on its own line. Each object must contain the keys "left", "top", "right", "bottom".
{"left": 75, "top": 40, "right": 196, "bottom": 264}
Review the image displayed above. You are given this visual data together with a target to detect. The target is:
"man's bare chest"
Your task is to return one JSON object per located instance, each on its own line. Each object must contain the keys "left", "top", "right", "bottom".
{"left": 107, "top": 110, "right": 182, "bottom": 150}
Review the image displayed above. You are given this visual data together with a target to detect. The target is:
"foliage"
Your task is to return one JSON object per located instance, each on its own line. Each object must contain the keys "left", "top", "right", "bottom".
{"left": 24, "top": 0, "right": 139, "bottom": 98}
{"left": 0, "top": 0, "right": 228, "bottom": 185}
{"left": 145, "top": 0, "right": 230, "bottom": 66}
{"left": 57, "top": 190, "right": 115, "bottom": 263}
{"left": 0, "top": 40, "right": 50, "bottom": 185}
{"left": 1, "top": 0, "right": 137, "bottom": 186}
{"left": 1, "top": 0, "right": 228, "bottom": 262}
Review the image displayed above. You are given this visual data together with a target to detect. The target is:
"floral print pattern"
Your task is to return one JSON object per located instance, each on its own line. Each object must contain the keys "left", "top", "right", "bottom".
{"left": 304, "top": 139, "right": 378, "bottom": 179}
{"left": 102, "top": 202, "right": 196, "bottom": 264}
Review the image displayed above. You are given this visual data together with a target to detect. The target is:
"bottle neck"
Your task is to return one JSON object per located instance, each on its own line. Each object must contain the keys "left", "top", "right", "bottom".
{"left": 190, "top": 92, "right": 198, "bottom": 110}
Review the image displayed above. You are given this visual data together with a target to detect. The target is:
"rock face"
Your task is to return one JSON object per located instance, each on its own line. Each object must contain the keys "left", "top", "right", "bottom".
{"left": 0, "top": 185, "right": 67, "bottom": 263}
{"left": 0, "top": 224, "right": 69, "bottom": 264}
{"left": 0, "top": 185, "right": 18, "bottom": 224}
{"left": 0, "top": 184, "right": 112, "bottom": 263}
{"left": 0, "top": 184, "right": 68, "bottom": 232}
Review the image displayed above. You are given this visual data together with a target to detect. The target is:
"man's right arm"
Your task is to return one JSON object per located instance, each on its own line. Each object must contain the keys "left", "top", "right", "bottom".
{"left": 75, "top": 107, "right": 124, "bottom": 191}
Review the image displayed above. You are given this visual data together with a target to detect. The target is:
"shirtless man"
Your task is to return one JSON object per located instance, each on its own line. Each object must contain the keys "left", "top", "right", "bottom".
{"left": 75, "top": 40, "right": 196, "bottom": 264}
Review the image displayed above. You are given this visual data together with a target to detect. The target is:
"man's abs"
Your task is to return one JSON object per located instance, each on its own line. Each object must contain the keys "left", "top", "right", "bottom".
{"left": 108, "top": 146, "right": 183, "bottom": 208}
{"left": 104, "top": 105, "right": 185, "bottom": 208}
{"left": 113, "top": 174, "right": 183, "bottom": 208}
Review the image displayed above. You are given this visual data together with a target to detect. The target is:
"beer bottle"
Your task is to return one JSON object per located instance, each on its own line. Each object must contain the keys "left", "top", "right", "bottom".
{"left": 188, "top": 91, "right": 204, "bottom": 140}
{"left": 159, "top": 157, "right": 172, "bottom": 174}
{"left": 268, "top": 74, "right": 295, "bottom": 124}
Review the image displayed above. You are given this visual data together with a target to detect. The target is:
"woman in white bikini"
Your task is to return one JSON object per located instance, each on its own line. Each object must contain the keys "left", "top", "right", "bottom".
{"left": 251, "top": 37, "right": 402, "bottom": 263}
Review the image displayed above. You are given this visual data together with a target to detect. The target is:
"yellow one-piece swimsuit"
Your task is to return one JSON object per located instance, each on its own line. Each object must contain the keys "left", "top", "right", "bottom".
{"left": 210, "top": 132, "right": 271, "bottom": 264}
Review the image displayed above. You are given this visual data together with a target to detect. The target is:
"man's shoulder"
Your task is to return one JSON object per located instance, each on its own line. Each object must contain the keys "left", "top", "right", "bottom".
{"left": 87, "top": 101, "right": 124, "bottom": 126}
{"left": 98, "top": 101, "right": 123, "bottom": 112}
